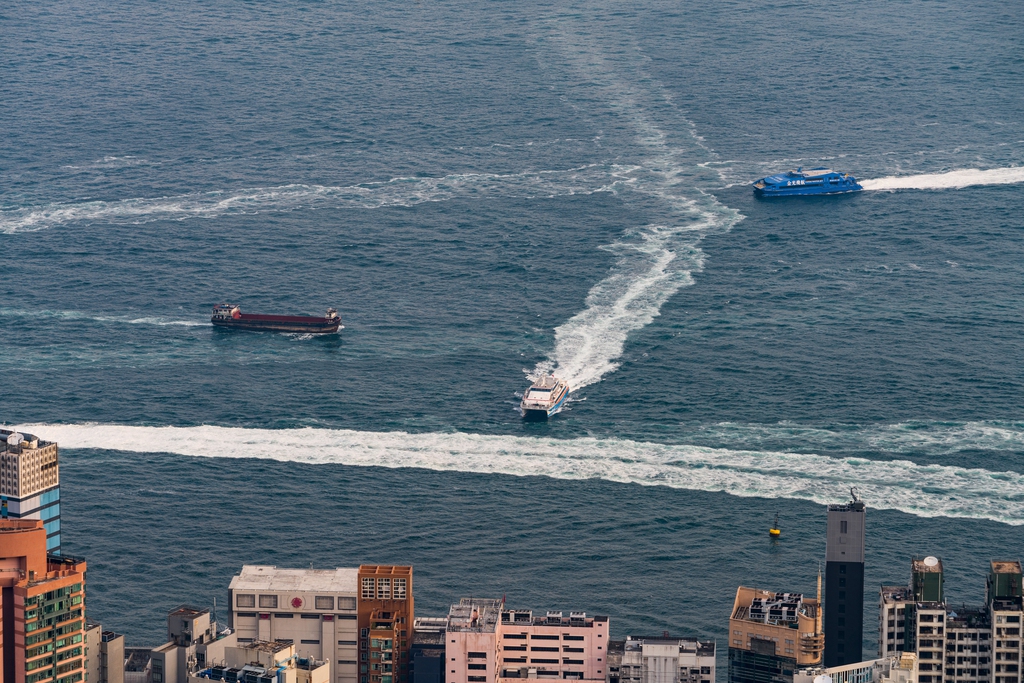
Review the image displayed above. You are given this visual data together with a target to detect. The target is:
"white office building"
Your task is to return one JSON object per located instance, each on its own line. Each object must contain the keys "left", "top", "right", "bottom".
{"left": 229, "top": 566, "right": 360, "bottom": 683}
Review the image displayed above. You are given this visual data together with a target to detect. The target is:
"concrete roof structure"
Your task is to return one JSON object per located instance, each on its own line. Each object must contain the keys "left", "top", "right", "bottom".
{"left": 229, "top": 565, "right": 358, "bottom": 593}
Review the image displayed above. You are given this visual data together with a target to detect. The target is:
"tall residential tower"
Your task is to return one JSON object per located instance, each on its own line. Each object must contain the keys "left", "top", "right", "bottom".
{"left": 1, "top": 429, "right": 61, "bottom": 553}
{"left": 824, "top": 498, "right": 866, "bottom": 667}
{"left": 0, "top": 519, "right": 86, "bottom": 683}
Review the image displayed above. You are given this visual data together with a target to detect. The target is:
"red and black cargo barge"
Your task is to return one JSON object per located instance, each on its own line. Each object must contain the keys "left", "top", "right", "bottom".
{"left": 211, "top": 304, "right": 342, "bottom": 333}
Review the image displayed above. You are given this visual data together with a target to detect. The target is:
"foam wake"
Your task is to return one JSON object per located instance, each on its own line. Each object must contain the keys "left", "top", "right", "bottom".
{"left": 862, "top": 167, "right": 1024, "bottom": 191}
{"left": 0, "top": 165, "right": 629, "bottom": 234}
{"left": 529, "top": 32, "right": 742, "bottom": 390}
{"left": 0, "top": 308, "right": 206, "bottom": 327}
{"left": 18, "top": 423, "right": 1024, "bottom": 525}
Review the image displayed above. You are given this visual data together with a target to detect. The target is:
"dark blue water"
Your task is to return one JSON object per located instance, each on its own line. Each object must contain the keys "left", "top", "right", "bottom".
{"left": 3, "top": 0, "right": 1024, "bottom": 667}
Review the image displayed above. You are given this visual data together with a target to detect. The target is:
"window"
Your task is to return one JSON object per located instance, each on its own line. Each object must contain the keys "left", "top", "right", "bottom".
{"left": 394, "top": 579, "right": 407, "bottom": 600}
{"left": 275, "top": 614, "right": 294, "bottom": 618}
{"left": 236, "top": 594, "right": 256, "bottom": 608}
{"left": 339, "top": 661, "right": 357, "bottom": 665}
{"left": 339, "top": 641, "right": 357, "bottom": 646}
{"left": 840, "top": 520, "right": 848, "bottom": 533}
{"left": 259, "top": 595, "right": 278, "bottom": 609}
{"left": 302, "top": 640, "right": 321, "bottom": 645}
{"left": 317, "top": 597, "right": 335, "bottom": 610}
{"left": 468, "top": 664, "right": 487, "bottom": 670}
{"left": 468, "top": 653, "right": 487, "bottom": 659}
{"left": 302, "top": 614, "right": 321, "bottom": 619}
{"left": 362, "top": 629, "right": 370, "bottom": 637}
{"left": 338, "top": 614, "right": 357, "bottom": 620}
{"left": 362, "top": 578, "right": 376, "bottom": 599}
{"left": 339, "top": 597, "right": 357, "bottom": 610}
{"left": 237, "top": 612, "right": 257, "bottom": 618}
{"left": 839, "top": 565, "right": 847, "bottom": 574}
{"left": 378, "top": 578, "right": 391, "bottom": 600}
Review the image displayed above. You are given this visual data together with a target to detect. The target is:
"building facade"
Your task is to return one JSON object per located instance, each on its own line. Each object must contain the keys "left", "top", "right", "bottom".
{"left": 84, "top": 622, "right": 124, "bottom": 683}
{"left": 825, "top": 500, "right": 866, "bottom": 667}
{"left": 0, "top": 519, "right": 85, "bottom": 683}
{"left": 229, "top": 566, "right": 360, "bottom": 683}
{"left": 878, "top": 558, "right": 1023, "bottom": 683}
{"left": 357, "top": 566, "right": 414, "bottom": 683}
{"left": 443, "top": 599, "right": 609, "bottom": 683}
{"left": 410, "top": 618, "right": 446, "bottom": 683}
{"left": 728, "top": 586, "right": 824, "bottom": 683}
{"left": 605, "top": 636, "right": 714, "bottom": 683}
{"left": 1, "top": 430, "right": 61, "bottom": 554}
{"left": 188, "top": 640, "right": 329, "bottom": 683}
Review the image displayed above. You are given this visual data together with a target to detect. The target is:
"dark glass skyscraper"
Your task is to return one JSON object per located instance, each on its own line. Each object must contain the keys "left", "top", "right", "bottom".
{"left": 824, "top": 499, "right": 866, "bottom": 667}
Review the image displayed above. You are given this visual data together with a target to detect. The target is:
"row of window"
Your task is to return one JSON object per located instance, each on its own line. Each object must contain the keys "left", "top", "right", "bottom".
{"left": 502, "top": 658, "right": 592, "bottom": 665}
{"left": 235, "top": 612, "right": 357, "bottom": 620}
{"left": 360, "top": 577, "right": 408, "bottom": 601}
{"left": 236, "top": 594, "right": 358, "bottom": 610}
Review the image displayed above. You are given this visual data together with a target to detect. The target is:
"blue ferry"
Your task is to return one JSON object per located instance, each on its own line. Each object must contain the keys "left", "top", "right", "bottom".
{"left": 753, "top": 167, "right": 862, "bottom": 197}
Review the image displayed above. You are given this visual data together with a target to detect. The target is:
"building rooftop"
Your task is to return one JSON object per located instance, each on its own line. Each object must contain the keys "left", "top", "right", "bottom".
{"left": 827, "top": 501, "right": 865, "bottom": 512}
{"left": 230, "top": 565, "right": 357, "bottom": 593}
{"left": 170, "top": 605, "right": 209, "bottom": 618}
{"left": 241, "top": 640, "right": 294, "bottom": 654}
{"left": 447, "top": 598, "right": 502, "bottom": 633}
{"left": 413, "top": 617, "right": 448, "bottom": 633}
{"left": 623, "top": 636, "right": 715, "bottom": 657}
{"left": 880, "top": 585, "right": 913, "bottom": 603}
{"left": 412, "top": 630, "right": 446, "bottom": 646}
{"left": 912, "top": 557, "right": 943, "bottom": 573}
{"left": 500, "top": 609, "right": 607, "bottom": 628}
{"left": 991, "top": 561, "right": 1023, "bottom": 574}
{"left": 946, "top": 606, "right": 990, "bottom": 629}
{"left": 0, "top": 428, "right": 53, "bottom": 452}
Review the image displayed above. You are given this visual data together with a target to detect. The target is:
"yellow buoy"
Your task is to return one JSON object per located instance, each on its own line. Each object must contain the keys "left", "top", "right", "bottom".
{"left": 769, "top": 512, "right": 781, "bottom": 538}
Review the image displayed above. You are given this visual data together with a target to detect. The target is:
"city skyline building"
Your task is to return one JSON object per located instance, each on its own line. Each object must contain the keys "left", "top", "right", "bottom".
{"left": 1, "top": 429, "right": 62, "bottom": 554}
{"left": 824, "top": 498, "right": 867, "bottom": 667}
{"left": 728, "top": 585, "right": 824, "bottom": 683}
{"left": 606, "top": 636, "right": 715, "bottom": 683}
{"left": 441, "top": 598, "right": 610, "bottom": 683}
{"left": 878, "top": 557, "right": 1023, "bottom": 683}
{"left": 228, "top": 566, "right": 360, "bottom": 683}
{"left": 0, "top": 519, "right": 85, "bottom": 683}
{"left": 357, "top": 566, "right": 414, "bottom": 683}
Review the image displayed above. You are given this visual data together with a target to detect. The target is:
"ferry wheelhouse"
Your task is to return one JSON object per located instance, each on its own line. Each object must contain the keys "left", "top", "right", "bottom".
{"left": 753, "top": 167, "right": 862, "bottom": 197}
{"left": 520, "top": 375, "right": 570, "bottom": 420}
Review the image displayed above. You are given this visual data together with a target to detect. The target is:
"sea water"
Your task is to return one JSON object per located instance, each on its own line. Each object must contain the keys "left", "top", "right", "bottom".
{"left": 2, "top": 0, "right": 1023, "bottom": 662}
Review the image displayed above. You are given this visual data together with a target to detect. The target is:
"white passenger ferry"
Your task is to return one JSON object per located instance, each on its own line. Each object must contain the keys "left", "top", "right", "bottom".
{"left": 520, "top": 375, "right": 570, "bottom": 420}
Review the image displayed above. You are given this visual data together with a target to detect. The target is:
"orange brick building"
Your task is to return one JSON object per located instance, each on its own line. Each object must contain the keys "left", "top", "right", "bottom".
{"left": 357, "top": 566, "right": 414, "bottom": 683}
{"left": 0, "top": 519, "right": 86, "bottom": 683}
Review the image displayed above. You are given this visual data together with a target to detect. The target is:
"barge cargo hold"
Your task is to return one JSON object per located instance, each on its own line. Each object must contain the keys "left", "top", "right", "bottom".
{"left": 211, "top": 304, "right": 342, "bottom": 333}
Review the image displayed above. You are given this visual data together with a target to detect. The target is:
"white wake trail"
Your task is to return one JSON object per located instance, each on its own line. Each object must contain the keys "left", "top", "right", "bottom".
{"left": 20, "top": 423, "right": 1024, "bottom": 525}
{"left": 529, "top": 31, "right": 742, "bottom": 390}
{"left": 0, "top": 166, "right": 626, "bottom": 234}
{"left": 862, "top": 167, "right": 1024, "bottom": 191}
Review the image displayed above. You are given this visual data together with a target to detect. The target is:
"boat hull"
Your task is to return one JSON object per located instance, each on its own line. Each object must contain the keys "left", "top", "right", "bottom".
{"left": 212, "top": 318, "right": 341, "bottom": 334}
{"left": 521, "top": 389, "right": 569, "bottom": 421}
{"left": 754, "top": 185, "right": 862, "bottom": 197}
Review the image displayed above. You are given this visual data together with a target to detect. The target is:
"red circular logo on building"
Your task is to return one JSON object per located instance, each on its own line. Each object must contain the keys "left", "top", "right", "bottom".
{"left": 292, "top": 597, "right": 303, "bottom": 608}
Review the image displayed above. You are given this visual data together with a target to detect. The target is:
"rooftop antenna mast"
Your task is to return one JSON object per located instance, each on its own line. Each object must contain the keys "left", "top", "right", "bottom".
{"left": 850, "top": 487, "right": 858, "bottom": 503}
